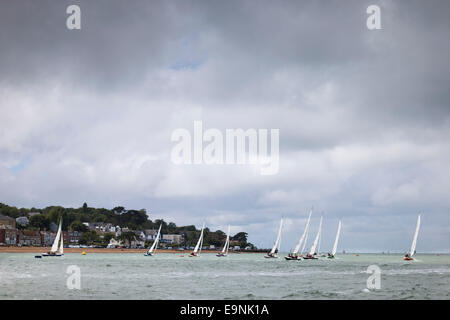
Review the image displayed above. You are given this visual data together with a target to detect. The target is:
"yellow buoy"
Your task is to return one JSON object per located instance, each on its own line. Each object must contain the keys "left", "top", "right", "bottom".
{"left": 82, "top": 251, "right": 86, "bottom": 255}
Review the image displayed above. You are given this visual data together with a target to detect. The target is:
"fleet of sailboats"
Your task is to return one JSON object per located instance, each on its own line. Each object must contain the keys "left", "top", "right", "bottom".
{"left": 404, "top": 214, "right": 421, "bottom": 261}
{"left": 42, "top": 218, "right": 64, "bottom": 257}
{"left": 144, "top": 224, "right": 161, "bottom": 256}
{"left": 265, "top": 218, "right": 283, "bottom": 258}
{"left": 34, "top": 212, "right": 424, "bottom": 261}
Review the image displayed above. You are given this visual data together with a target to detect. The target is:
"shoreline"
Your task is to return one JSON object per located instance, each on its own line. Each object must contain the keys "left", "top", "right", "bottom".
{"left": 0, "top": 246, "right": 260, "bottom": 254}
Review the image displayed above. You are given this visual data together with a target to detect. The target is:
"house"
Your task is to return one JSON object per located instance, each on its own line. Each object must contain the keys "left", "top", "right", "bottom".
{"left": 0, "top": 229, "right": 18, "bottom": 245}
{"left": 161, "top": 234, "right": 184, "bottom": 244}
{"left": 16, "top": 216, "right": 29, "bottom": 226}
{"left": 107, "top": 238, "right": 123, "bottom": 248}
{"left": 28, "top": 212, "right": 40, "bottom": 217}
{"left": 0, "top": 214, "right": 16, "bottom": 229}
{"left": 18, "top": 230, "right": 42, "bottom": 246}
{"left": 142, "top": 229, "right": 161, "bottom": 241}
{"left": 41, "top": 231, "right": 56, "bottom": 246}
{"left": 69, "top": 231, "right": 82, "bottom": 244}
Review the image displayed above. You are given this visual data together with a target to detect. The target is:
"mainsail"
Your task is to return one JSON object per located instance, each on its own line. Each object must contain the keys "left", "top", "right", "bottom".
{"left": 409, "top": 214, "right": 421, "bottom": 257}
{"left": 147, "top": 224, "right": 162, "bottom": 254}
{"left": 331, "top": 220, "right": 342, "bottom": 256}
{"left": 51, "top": 219, "right": 62, "bottom": 253}
{"left": 221, "top": 225, "right": 230, "bottom": 255}
{"left": 270, "top": 218, "right": 283, "bottom": 255}
{"left": 292, "top": 210, "right": 312, "bottom": 254}
{"left": 193, "top": 223, "right": 205, "bottom": 255}
{"left": 308, "top": 216, "right": 323, "bottom": 256}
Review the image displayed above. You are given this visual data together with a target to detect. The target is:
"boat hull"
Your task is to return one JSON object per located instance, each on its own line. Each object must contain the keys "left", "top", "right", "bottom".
{"left": 403, "top": 257, "right": 414, "bottom": 261}
{"left": 284, "top": 256, "right": 301, "bottom": 260}
{"left": 42, "top": 253, "right": 63, "bottom": 257}
{"left": 264, "top": 255, "right": 278, "bottom": 258}
{"left": 216, "top": 254, "right": 227, "bottom": 257}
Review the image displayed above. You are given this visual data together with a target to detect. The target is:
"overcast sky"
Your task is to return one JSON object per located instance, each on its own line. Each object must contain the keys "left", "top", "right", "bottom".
{"left": 1, "top": 0, "right": 449, "bottom": 252}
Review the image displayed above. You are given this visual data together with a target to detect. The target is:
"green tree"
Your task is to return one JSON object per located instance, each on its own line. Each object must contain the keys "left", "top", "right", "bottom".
{"left": 78, "top": 230, "right": 100, "bottom": 245}
{"left": 118, "top": 231, "right": 137, "bottom": 247}
{"left": 29, "top": 214, "right": 50, "bottom": 231}
{"left": 70, "top": 220, "right": 89, "bottom": 232}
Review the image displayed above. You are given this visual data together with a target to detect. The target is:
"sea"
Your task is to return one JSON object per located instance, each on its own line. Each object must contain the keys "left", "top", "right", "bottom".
{"left": 0, "top": 253, "right": 449, "bottom": 299}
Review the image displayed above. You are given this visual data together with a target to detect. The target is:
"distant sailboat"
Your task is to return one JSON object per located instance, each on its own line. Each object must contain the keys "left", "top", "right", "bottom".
{"left": 217, "top": 225, "right": 230, "bottom": 257}
{"left": 265, "top": 218, "right": 283, "bottom": 258}
{"left": 304, "top": 216, "right": 322, "bottom": 260}
{"left": 404, "top": 214, "right": 421, "bottom": 261}
{"left": 42, "top": 218, "right": 64, "bottom": 257}
{"left": 285, "top": 210, "right": 312, "bottom": 260}
{"left": 327, "top": 220, "right": 342, "bottom": 259}
{"left": 190, "top": 223, "right": 205, "bottom": 257}
{"left": 144, "top": 224, "right": 161, "bottom": 256}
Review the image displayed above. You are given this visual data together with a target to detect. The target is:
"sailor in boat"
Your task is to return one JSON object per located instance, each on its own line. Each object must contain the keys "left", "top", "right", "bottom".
{"left": 327, "top": 252, "right": 334, "bottom": 259}
{"left": 403, "top": 253, "right": 413, "bottom": 260}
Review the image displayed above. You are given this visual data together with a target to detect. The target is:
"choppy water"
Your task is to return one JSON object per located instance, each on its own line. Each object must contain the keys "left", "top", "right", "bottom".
{"left": 0, "top": 253, "right": 449, "bottom": 299}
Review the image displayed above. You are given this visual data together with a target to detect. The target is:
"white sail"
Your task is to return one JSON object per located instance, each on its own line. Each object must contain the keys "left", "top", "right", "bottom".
{"left": 51, "top": 219, "right": 62, "bottom": 253}
{"left": 410, "top": 214, "right": 421, "bottom": 257}
{"left": 147, "top": 224, "right": 162, "bottom": 254}
{"left": 293, "top": 210, "right": 312, "bottom": 254}
{"left": 221, "top": 225, "right": 230, "bottom": 254}
{"left": 193, "top": 223, "right": 205, "bottom": 254}
{"left": 59, "top": 226, "right": 64, "bottom": 255}
{"left": 331, "top": 220, "right": 342, "bottom": 256}
{"left": 301, "top": 227, "right": 308, "bottom": 254}
{"left": 308, "top": 216, "right": 323, "bottom": 256}
{"left": 270, "top": 218, "right": 283, "bottom": 255}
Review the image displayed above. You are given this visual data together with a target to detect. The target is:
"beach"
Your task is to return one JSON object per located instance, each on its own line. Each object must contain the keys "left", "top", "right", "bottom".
{"left": 0, "top": 246, "right": 244, "bottom": 254}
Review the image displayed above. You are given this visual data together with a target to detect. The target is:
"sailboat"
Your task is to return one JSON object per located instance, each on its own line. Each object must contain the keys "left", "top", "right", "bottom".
{"left": 144, "top": 224, "right": 161, "bottom": 256}
{"left": 42, "top": 218, "right": 64, "bottom": 257}
{"left": 327, "top": 220, "right": 342, "bottom": 259}
{"left": 303, "top": 216, "right": 323, "bottom": 260}
{"left": 217, "top": 225, "right": 230, "bottom": 257}
{"left": 285, "top": 210, "right": 312, "bottom": 260}
{"left": 190, "top": 223, "right": 205, "bottom": 257}
{"left": 265, "top": 218, "right": 283, "bottom": 258}
{"left": 404, "top": 214, "right": 421, "bottom": 261}
{"left": 317, "top": 216, "right": 326, "bottom": 257}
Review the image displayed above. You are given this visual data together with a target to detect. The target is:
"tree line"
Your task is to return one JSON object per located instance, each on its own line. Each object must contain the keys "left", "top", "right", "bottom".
{"left": 0, "top": 202, "right": 253, "bottom": 248}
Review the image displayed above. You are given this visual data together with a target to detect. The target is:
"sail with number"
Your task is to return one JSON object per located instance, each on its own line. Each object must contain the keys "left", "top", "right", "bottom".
{"left": 308, "top": 216, "right": 323, "bottom": 256}
{"left": 270, "top": 218, "right": 283, "bottom": 255}
{"left": 293, "top": 210, "right": 312, "bottom": 254}
{"left": 193, "top": 223, "right": 205, "bottom": 255}
{"left": 51, "top": 219, "right": 62, "bottom": 253}
{"left": 331, "top": 220, "right": 342, "bottom": 256}
{"left": 221, "top": 225, "right": 230, "bottom": 255}
{"left": 409, "top": 214, "right": 421, "bottom": 257}
{"left": 147, "top": 224, "right": 162, "bottom": 255}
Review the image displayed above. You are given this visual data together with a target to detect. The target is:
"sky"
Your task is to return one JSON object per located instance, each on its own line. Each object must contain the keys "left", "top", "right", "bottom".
{"left": 1, "top": 0, "right": 449, "bottom": 252}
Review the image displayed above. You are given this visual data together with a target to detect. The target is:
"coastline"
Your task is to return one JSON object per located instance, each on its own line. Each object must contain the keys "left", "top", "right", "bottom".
{"left": 0, "top": 246, "right": 257, "bottom": 254}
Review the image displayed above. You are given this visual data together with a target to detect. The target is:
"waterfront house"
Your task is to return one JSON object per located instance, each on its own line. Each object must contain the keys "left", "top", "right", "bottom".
{"left": 0, "top": 228, "right": 18, "bottom": 245}
{"left": 18, "top": 230, "right": 42, "bottom": 246}
{"left": 162, "top": 234, "right": 184, "bottom": 244}
{"left": 16, "top": 216, "right": 29, "bottom": 226}
{"left": 0, "top": 214, "right": 16, "bottom": 229}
